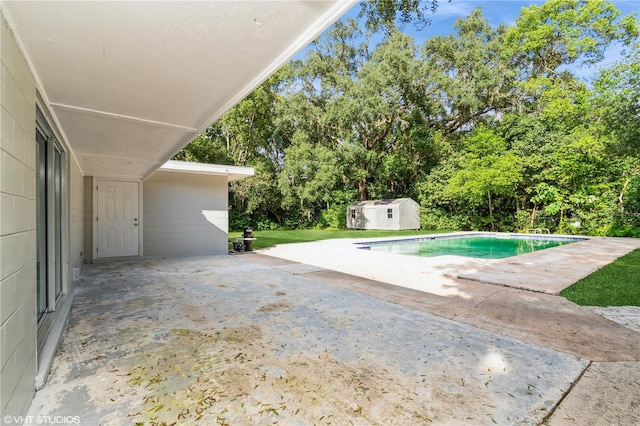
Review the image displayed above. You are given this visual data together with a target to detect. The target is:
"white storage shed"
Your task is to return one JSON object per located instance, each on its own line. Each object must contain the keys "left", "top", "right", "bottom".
{"left": 347, "top": 198, "right": 420, "bottom": 230}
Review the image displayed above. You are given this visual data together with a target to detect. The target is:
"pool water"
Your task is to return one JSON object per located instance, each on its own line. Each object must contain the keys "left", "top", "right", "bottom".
{"left": 360, "top": 234, "right": 585, "bottom": 259}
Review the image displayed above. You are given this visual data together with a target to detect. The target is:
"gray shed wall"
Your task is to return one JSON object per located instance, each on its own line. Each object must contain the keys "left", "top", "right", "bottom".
{"left": 143, "top": 170, "right": 229, "bottom": 256}
{"left": 347, "top": 199, "right": 420, "bottom": 230}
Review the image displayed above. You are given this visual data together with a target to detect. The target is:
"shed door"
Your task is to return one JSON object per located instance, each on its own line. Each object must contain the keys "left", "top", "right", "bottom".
{"left": 97, "top": 180, "right": 139, "bottom": 257}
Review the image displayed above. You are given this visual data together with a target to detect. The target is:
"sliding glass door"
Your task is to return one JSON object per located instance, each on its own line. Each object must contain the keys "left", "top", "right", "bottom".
{"left": 36, "top": 129, "right": 48, "bottom": 320}
{"left": 35, "top": 109, "right": 65, "bottom": 326}
{"left": 54, "top": 144, "right": 63, "bottom": 300}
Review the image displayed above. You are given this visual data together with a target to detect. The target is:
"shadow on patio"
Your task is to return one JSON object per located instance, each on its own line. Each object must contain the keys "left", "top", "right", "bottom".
{"left": 25, "top": 255, "right": 592, "bottom": 425}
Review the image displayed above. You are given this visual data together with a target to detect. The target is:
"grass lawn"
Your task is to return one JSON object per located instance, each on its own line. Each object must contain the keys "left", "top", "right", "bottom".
{"left": 560, "top": 248, "right": 640, "bottom": 307}
{"left": 230, "top": 228, "right": 445, "bottom": 250}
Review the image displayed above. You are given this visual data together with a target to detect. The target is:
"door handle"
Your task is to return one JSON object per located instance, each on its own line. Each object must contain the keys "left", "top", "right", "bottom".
{"left": 133, "top": 223, "right": 138, "bottom": 226}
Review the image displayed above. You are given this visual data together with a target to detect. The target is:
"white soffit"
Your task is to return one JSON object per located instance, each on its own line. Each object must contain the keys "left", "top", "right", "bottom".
{"left": 2, "top": 1, "right": 355, "bottom": 179}
{"left": 159, "top": 160, "right": 254, "bottom": 182}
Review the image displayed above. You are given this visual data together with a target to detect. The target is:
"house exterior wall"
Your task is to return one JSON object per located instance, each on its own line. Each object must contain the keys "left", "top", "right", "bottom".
{"left": 83, "top": 176, "right": 93, "bottom": 263}
{"left": 1, "top": 11, "right": 38, "bottom": 418}
{"left": 1, "top": 13, "right": 85, "bottom": 417}
{"left": 143, "top": 170, "right": 229, "bottom": 256}
{"left": 69, "top": 159, "right": 84, "bottom": 276}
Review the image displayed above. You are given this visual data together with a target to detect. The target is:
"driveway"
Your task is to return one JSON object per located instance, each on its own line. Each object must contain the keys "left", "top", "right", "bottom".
{"left": 26, "top": 252, "right": 640, "bottom": 425}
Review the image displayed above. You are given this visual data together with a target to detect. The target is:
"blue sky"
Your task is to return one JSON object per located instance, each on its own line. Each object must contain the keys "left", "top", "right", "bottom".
{"left": 298, "top": 0, "right": 639, "bottom": 82}
{"left": 401, "top": 0, "right": 638, "bottom": 38}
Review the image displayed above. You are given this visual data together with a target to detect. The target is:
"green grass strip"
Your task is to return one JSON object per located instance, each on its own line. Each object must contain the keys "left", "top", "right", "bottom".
{"left": 560, "top": 248, "right": 640, "bottom": 307}
{"left": 230, "top": 229, "right": 444, "bottom": 251}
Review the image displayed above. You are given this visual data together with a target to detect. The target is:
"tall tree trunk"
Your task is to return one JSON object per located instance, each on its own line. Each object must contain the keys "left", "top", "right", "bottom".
{"left": 619, "top": 178, "right": 631, "bottom": 214}
{"left": 357, "top": 176, "right": 368, "bottom": 201}
{"left": 488, "top": 190, "right": 495, "bottom": 231}
{"left": 531, "top": 201, "right": 537, "bottom": 228}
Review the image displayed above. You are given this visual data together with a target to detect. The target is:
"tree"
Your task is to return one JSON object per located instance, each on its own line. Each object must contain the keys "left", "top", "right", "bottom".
{"left": 418, "top": 8, "right": 514, "bottom": 135}
{"left": 278, "top": 133, "right": 340, "bottom": 222}
{"left": 278, "top": 18, "right": 366, "bottom": 152}
{"left": 501, "top": 74, "right": 616, "bottom": 233}
{"left": 176, "top": 0, "right": 639, "bottom": 234}
{"left": 504, "top": 0, "right": 638, "bottom": 79}
{"left": 287, "top": 26, "right": 428, "bottom": 201}
{"left": 359, "top": 0, "right": 443, "bottom": 34}
{"left": 328, "top": 31, "right": 427, "bottom": 200}
{"left": 445, "top": 126, "right": 522, "bottom": 231}
{"left": 230, "top": 159, "right": 285, "bottom": 227}
{"left": 593, "top": 42, "right": 640, "bottom": 157}
{"left": 592, "top": 42, "right": 640, "bottom": 229}
{"left": 175, "top": 69, "right": 287, "bottom": 167}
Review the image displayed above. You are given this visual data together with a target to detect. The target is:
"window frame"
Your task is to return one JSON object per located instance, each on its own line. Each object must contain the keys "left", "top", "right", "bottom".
{"left": 35, "top": 108, "right": 67, "bottom": 330}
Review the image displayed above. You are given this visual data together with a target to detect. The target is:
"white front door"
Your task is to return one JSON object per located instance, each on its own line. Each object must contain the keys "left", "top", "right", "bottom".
{"left": 97, "top": 180, "right": 139, "bottom": 257}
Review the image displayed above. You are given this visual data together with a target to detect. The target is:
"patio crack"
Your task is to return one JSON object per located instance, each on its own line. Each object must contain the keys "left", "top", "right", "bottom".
{"left": 540, "top": 361, "right": 592, "bottom": 425}
{"left": 452, "top": 288, "right": 509, "bottom": 319}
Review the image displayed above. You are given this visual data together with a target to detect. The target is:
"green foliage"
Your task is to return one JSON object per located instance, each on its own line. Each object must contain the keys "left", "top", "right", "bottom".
{"left": 593, "top": 42, "right": 640, "bottom": 156}
{"left": 420, "top": 8, "right": 514, "bottom": 134}
{"left": 420, "top": 207, "right": 469, "bottom": 231}
{"left": 444, "top": 127, "right": 522, "bottom": 230}
{"left": 278, "top": 134, "right": 340, "bottom": 221}
{"left": 177, "top": 1, "right": 639, "bottom": 236}
{"left": 561, "top": 248, "right": 640, "bottom": 306}
{"left": 359, "top": 0, "right": 442, "bottom": 33}
{"left": 504, "top": 0, "right": 638, "bottom": 78}
{"left": 319, "top": 190, "right": 358, "bottom": 229}
{"left": 610, "top": 212, "right": 640, "bottom": 238}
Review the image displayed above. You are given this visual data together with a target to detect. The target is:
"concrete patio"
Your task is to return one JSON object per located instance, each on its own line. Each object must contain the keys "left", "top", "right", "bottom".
{"left": 24, "top": 243, "right": 640, "bottom": 425}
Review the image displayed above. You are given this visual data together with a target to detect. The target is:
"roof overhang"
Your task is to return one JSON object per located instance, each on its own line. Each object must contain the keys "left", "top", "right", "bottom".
{"left": 1, "top": 1, "right": 355, "bottom": 180}
{"left": 159, "top": 160, "right": 254, "bottom": 182}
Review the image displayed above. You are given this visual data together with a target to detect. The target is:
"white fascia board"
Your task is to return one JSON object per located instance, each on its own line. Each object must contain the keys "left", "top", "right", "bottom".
{"left": 159, "top": 160, "right": 254, "bottom": 182}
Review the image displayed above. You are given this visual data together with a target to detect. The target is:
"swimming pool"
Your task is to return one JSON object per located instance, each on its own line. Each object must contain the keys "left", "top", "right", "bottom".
{"left": 356, "top": 233, "right": 587, "bottom": 259}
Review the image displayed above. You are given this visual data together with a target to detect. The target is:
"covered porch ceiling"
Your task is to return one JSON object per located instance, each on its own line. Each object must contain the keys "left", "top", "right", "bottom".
{"left": 2, "top": 1, "right": 354, "bottom": 180}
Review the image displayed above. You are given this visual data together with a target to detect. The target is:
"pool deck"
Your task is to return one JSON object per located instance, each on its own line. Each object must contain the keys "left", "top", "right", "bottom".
{"left": 259, "top": 232, "right": 640, "bottom": 295}
{"left": 25, "top": 235, "right": 640, "bottom": 425}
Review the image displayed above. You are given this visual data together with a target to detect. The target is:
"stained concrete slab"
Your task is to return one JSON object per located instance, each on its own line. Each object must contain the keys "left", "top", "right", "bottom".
{"left": 545, "top": 362, "right": 640, "bottom": 425}
{"left": 254, "top": 235, "right": 640, "bottom": 425}
{"left": 27, "top": 256, "right": 588, "bottom": 425}
{"left": 589, "top": 307, "right": 640, "bottom": 333}
{"left": 284, "top": 266, "right": 640, "bottom": 362}
{"left": 253, "top": 241, "right": 640, "bottom": 362}
{"left": 459, "top": 237, "right": 640, "bottom": 294}
{"left": 273, "top": 263, "right": 328, "bottom": 275}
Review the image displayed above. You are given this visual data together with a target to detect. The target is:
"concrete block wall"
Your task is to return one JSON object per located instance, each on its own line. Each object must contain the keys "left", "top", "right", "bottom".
{"left": 69, "top": 159, "right": 84, "bottom": 275}
{"left": 83, "top": 176, "right": 93, "bottom": 263}
{"left": 0, "top": 11, "right": 38, "bottom": 418}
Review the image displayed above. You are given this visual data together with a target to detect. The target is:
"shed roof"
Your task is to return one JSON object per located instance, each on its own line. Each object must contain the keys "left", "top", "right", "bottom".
{"left": 350, "top": 198, "right": 416, "bottom": 207}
